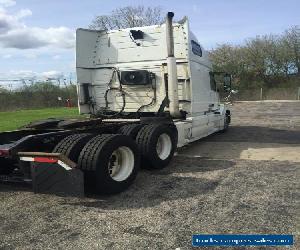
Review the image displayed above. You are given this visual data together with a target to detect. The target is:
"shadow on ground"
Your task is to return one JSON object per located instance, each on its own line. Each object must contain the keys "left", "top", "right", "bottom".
{"left": 202, "top": 126, "right": 300, "bottom": 144}
{"left": 59, "top": 157, "right": 236, "bottom": 209}
{"left": 177, "top": 125, "right": 300, "bottom": 161}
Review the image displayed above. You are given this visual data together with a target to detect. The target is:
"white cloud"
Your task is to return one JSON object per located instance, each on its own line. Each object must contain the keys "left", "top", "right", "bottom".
{"left": 2, "top": 53, "right": 12, "bottom": 58}
{"left": 15, "top": 9, "right": 32, "bottom": 19}
{"left": 24, "top": 53, "right": 37, "bottom": 59}
{"left": 0, "top": 2, "right": 75, "bottom": 80}
{"left": 0, "top": 5, "right": 75, "bottom": 49}
{"left": 7, "top": 70, "right": 37, "bottom": 80}
{"left": 1, "top": 70, "right": 65, "bottom": 80}
{"left": 53, "top": 55, "right": 61, "bottom": 60}
{"left": 41, "top": 71, "right": 64, "bottom": 80}
{"left": 0, "top": 0, "right": 16, "bottom": 7}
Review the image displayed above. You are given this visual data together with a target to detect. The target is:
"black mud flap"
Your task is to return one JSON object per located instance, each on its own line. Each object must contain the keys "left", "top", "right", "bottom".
{"left": 19, "top": 152, "right": 84, "bottom": 197}
{"left": 31, "top": 162, "right": 84, "bottom": 197}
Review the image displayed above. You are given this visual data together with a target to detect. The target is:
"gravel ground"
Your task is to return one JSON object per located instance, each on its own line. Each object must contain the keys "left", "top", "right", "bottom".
{"left": 0, "top": 102, "right": 299, "bottom": 250}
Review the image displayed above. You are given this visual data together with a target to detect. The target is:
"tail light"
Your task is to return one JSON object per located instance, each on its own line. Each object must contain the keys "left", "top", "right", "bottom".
{"left": 0, "top": 149, "right": 9, "bottom": 157}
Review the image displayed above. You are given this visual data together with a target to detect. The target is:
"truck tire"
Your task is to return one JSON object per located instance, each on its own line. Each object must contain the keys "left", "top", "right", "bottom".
{"left": 118, "top": 124, "right": 144, "bottom": 139}
{"left": 78, "top": 134, "right": 140, "bottom": 194}
{"left": 136, "top": 124, "right": 177, "bottom": 169}
{"left": 52, "top": 133, "right": 94, "bottom": 163}
{"left": 221, "top": 112, "right": 231, "bottom": 132}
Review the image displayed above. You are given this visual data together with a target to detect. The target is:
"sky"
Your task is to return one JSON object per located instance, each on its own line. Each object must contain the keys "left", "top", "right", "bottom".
{"left": 0, "top": 0, "right": 299, "bottom": 83}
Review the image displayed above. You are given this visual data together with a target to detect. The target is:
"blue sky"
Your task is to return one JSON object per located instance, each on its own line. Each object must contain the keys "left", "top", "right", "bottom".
{"left": 0, "top": 0, "right": 299, "bottom": 82}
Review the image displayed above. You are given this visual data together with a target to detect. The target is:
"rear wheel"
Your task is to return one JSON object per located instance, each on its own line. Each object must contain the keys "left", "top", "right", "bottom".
{"left": 136, "top": 124, "right": 177, "bottom": 169}
{"left": 52, "top": 133, "right": 94, "bottom": 163}
{"left": 118, "top": 124, "right": 144, "bottom": 139}
{"left": 78, "top": 134, "right": 140, "bottom": 194}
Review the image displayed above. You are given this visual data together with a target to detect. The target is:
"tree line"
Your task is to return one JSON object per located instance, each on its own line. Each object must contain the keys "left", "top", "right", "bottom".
{"left": 0, "top": 82, "right": 77, "bottom": 112}
{"left": 209, "top": 26, "right": 299, "bottom": 90}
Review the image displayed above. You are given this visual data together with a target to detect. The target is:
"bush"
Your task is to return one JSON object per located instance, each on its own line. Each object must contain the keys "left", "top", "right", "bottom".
{"left": 0, "top": 82, "right": 77, "bottom": 112}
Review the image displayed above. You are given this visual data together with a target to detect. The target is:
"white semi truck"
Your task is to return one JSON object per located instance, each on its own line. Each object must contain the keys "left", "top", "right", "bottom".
{"left": 0, "top": 12, "right": 231, "bottom": 196}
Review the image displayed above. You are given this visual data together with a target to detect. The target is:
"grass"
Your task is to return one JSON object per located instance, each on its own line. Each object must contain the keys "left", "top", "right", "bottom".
{"left": 0, "top": 107, "right": 82, "bottom": 132}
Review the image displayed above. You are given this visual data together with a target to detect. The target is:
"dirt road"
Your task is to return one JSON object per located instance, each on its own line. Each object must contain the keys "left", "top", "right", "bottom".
{"left": 0, "top": 101, "right": 299, "bottom": 249}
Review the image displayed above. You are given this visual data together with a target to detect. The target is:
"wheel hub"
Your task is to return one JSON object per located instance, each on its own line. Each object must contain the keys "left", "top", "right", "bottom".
{"left": 156, "top": 133, "right": 172, "bottom": 160}
{"left": 108, "top": 146, "right": 135, "bottom": 182}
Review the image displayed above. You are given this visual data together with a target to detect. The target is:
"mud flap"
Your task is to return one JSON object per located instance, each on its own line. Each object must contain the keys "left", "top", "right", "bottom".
{"left": 30, "top": 162, "right": 84, "bottom": 197}
{"left": 19, "top": 152, "right": 84, "bottom": 197}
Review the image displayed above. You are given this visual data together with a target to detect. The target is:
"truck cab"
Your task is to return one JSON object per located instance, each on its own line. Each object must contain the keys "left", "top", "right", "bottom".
{"left": 76, "top": 14, "right": 230, "bottom": 147}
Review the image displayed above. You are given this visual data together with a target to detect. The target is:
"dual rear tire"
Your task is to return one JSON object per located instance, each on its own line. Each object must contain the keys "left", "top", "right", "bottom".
{"left": 136, "top": 124, "right": 177, "bottom": 169}
{"left": 53, "top": 133, "right": 140, "bottom": 194}
{"left": 52, "top": 133, "right": 94, "bottom": 162}
{"left": 119, "top": 123, "right": 178, "bottom": 169}
{"left": 78, "top": 134, "right": 139, "bottom": 194}
{"left": 53, "top": 124, "right": 177, "bottom": 194}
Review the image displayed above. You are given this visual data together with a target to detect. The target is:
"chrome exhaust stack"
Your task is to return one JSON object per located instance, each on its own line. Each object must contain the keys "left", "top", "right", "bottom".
{"left": 166, "top": 12, "right": 181, "bottom": 118}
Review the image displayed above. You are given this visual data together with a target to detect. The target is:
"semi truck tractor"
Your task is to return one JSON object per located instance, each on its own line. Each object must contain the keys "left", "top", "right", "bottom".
{"left": 0, "top": 12, "right": 231, "bottom": 196}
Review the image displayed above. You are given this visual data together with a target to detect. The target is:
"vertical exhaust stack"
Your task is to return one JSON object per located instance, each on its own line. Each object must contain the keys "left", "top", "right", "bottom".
{"left": 166, "top": 12, "right": 181, "bottom": 118}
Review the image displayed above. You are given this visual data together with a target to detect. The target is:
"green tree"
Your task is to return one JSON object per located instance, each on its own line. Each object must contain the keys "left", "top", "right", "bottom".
{"left": 209, "top": 26, "right": 300, "bottom": 90}
{"left": 282, "top": 26, "right": 300, "bottom": 75}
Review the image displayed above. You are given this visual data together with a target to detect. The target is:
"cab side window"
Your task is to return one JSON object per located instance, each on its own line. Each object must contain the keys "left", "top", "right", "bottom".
{"left": 191, "top": 40, "right": 202, "bottom": 57}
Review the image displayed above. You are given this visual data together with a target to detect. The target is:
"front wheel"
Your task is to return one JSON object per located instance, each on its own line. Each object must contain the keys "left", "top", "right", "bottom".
{"left": 221, "top": 111, "right": 231, "bottom": 132}
{"left": 78, "top": 134, "right": 140, "bottom": 194}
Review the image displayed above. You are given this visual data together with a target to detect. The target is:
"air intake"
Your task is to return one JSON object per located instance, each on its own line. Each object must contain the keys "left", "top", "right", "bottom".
{"left": 121, "top": 70, "right": 150, "bottom": 85}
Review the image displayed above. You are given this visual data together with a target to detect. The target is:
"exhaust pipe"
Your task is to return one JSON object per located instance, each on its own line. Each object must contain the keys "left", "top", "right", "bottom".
{"left": 166, "top": 12, "right": 181, "bottom": 118}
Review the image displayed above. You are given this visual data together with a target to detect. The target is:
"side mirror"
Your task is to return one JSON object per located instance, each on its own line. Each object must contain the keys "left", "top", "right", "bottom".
{"left": 223, "top": 74, "right": 232, "bottom": 92}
